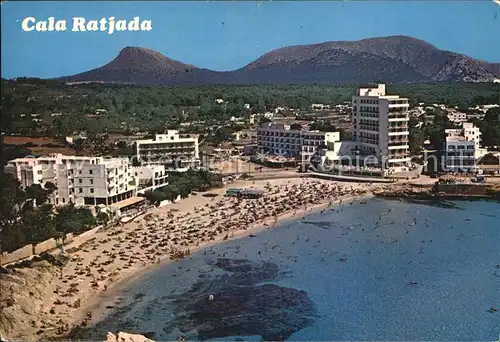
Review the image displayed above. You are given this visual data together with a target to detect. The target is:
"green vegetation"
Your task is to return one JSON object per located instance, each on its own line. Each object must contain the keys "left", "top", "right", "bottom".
{"left": 409, "top": 108, "right": 457, "bottom": 155}
{"left": 408, "top": 107, "right": 500, "bottom": 159}
{"left": 2, "top": 78, "right": 498, "bottom": 136}
{"left": 0, "top": 172, "right": 97, "bottom": 253}
{"left": 470, "top": 108, "right": 500, "bottom": 147}
{"left": 144, "top": 169, "right": 223, "bottom": 205}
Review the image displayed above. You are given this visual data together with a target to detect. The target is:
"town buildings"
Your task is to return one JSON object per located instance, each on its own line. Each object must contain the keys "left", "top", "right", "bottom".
{"left": 447, "top": 111, "right": 468, "bottom": 124}
{"left": 134, "top": 131, "right": 200, "bottom": 171}
{"left": 256, "top": 122, "right": 340, "bottom": 161}
{"left": 6, "top": 154, "right": 138, "bottom": 207}
{"left": 351, "top": 84, "right": 411, "bottom": 172}
{"left": 444, "top": 122, "right": 485, "bottom": 172}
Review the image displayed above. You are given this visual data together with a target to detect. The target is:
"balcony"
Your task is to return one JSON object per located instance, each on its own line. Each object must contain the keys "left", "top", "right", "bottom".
{"left": 389, "top": 124, "right": 409, "bottom": 130}
{"left": 359, "top": 125, "right": 379, "bottom": 132}
{"left": 388, "top": 154, "right": 409, "bottom": 160}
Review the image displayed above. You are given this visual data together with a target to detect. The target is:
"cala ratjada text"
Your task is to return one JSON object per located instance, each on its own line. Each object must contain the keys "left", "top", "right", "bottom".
{"left": 21, "top": 17, "right": 152, "bottom": 34}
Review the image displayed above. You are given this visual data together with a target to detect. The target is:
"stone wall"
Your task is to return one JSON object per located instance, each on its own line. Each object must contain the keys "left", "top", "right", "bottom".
{"left": 1, "top": 226, "right": 102, "bottom": 266}
{"left": 0, "top": 245, "right": 33, "bottom": 266}
{"left": 33, "top": 238, "right": 59, "bottom": 255}
{"left": 62, "top": 226, "right": 101, "bottom": 251}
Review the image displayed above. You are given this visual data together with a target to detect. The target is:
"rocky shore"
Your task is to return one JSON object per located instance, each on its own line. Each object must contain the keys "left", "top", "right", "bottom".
{"left": 106, "top": 331, "right": 154, "bottom": 342}
{"left": 374, "top": 182, "right": 500, "bottom": 200}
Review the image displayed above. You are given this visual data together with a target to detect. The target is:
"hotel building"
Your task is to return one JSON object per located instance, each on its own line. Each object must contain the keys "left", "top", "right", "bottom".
{"left": 6, "top": 154, "right": 137, "bottom": 207}
{"left": 135, "top": 131, "right": 200, "bottom": 170}
{"left": 445, "top": 122, "right": 483, "bottom": 172}
{"left": 132, "top": 165, "right": 169, "bottom": 194}
{"left": 256, "top": 122, "right": 340, "bottom": 161}
{"left": 352, "top": 84, "right": 411, "bottom": 172}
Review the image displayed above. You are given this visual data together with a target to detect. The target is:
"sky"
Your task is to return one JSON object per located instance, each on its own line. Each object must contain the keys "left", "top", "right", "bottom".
{"left": 1, "top": 1, "right": 500, "bottom": 79}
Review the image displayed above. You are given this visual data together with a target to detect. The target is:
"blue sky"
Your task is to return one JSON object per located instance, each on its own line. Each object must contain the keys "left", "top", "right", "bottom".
{"left": 2, "top": 1, "right": 500, "bottom": 78}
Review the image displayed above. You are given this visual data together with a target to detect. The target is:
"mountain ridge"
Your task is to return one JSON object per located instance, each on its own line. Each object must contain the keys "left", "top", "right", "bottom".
{"left": 59, "top": 35, "right": 500, "bottom": 85}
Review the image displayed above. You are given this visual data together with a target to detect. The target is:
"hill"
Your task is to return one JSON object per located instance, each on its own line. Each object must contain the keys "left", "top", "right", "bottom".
{"left": 57, "top": 36, "right": 500, "bottom": 85}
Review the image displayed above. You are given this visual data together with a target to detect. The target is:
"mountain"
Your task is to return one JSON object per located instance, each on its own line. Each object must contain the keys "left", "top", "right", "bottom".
{"left": 60, "top": 36, "right": 500, "bottom": 85}
{"left": 62, "top": 47, "right": 216, "bottom": 85}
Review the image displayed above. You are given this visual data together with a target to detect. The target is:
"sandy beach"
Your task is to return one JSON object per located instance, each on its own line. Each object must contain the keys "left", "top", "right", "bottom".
{"left": 4, "top": 177, "right": 390, "bottom": 340}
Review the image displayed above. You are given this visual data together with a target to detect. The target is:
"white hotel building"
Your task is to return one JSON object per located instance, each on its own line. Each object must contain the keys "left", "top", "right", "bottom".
{"left": 132, "top": 165, "right": 169, "bottom": 194}
{"left": 135, "top": 131, "right": 200, "bottom": 170}
{"left": 352, "top": 84, "right": 411, "bottom": 172}
{"left": 445, "top": 122, "right": 484, "bottom": 172}
{"left": 256, "top": 122, "right": 340, "bottom": 161}
{"left": 6, "top": 154, "right": 138, "bottom": 207}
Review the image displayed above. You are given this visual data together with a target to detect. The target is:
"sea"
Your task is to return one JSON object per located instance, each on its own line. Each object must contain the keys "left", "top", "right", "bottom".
{"left": 78, "top": 198, "right": 500, "bottom": 341}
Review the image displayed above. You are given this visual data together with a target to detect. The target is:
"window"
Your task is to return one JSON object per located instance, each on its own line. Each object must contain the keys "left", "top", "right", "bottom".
{"left": 90, "top": 188, "right": 94, "bottom": 193}
{"left": 89, "top": 170, "right": 93, "bottom": 175}
{"left": 90, "top": 179, "right": 93, "bottom": 184}
{"left": 78, "top": 170, "right": 82, "bottom": 175}
{"left": 79, "top": 188, "right": 83, "bottom": 193}
{"left": 79, "top": 179, "right": 82, "bottom": 184}
{"left": 37, "top": 170, "right": 43, "bottom": 175}
{"left": 62, "top": 198, "right": 66, "bottom": 204}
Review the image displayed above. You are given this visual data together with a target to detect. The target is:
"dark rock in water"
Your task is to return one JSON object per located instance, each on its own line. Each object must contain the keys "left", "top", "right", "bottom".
{"left": 142, "top": 331, "right": 157, "bottom": 339}
{"left": 163, "top": 258, "right": 316, "bottom": 341}
{"left": 487, "top": 306, "right": 498, "bottom": 313}
{"left": 74, "top": 258, "right": 316, "bottom": 341}
{"left": 133, "top": 292, "right": 146, "bottom": 300}
{"left": 301, "top": 221, "right": 332, "bottom": 230}
{"left": 213, "top": 258, "right": 279, "bottom": 286}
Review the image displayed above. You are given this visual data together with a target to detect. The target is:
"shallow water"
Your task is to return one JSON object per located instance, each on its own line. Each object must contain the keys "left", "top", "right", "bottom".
{"left": 79, "top": 198, "right": 500, "bottom": 341}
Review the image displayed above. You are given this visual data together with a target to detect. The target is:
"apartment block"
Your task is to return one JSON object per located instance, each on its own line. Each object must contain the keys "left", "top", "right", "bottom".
{"left": 256, "top": 122, "right": 340, "bottom": 161}
{"left": 352, "top": 84, "right": 411, "bottom": 172}
{"left": 6, "top": 154, "right": 137, "bottom": 207}
{"left": 132, "top": 165, "right": 169, "bottom": 194}
{"left": 445, "top": 122, "right": 483, "bottom": 172}
{"left": 135, "top": 131, "right": 199, "bottom": 170}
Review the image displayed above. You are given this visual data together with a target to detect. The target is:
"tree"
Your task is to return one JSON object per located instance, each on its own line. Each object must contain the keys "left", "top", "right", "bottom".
{"left": 259, "top": 116, "right": 271, "bottom": 124}
{"left": 409, "top": 117, "right": 425, "bottom": 155}
{"left": 24, "top": 184, "right": 52, "bottom": 208}
{"left": 256, "top": 97, "right": 266, "bottom": 113}
{"left": 22, "top": 204, "right": 56, "bottom": 244}
{"left": 54, "top": 204, "right": 95, "bottom": 234}
{"left": 144, "top": 189, "right": 168, "bottom": 205}
{"left": 96, "top": 211, "right": 110, "bottom": 225}
{"left": 163, "top": 185, "right": 180, "bottom": 202}
{"left": 0, "top": 173, "right": 26, "bottom": 230}
{"left": 72, "top": 138, "right": 86, "bottom": 155}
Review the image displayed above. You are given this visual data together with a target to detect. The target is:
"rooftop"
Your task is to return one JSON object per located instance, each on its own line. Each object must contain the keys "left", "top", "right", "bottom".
{"left": 111, "top": 196, "right": 146, "bottom": 210}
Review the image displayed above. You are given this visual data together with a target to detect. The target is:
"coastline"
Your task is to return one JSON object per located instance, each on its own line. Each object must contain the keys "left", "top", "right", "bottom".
{"left": 1, "top": 177, "right": 387, "bottom": 341}
{"left": 72, "top": 190, "right": 374, "bottom": 332}
{"left": 6, "top": 174, "right": 498, "bottom": 340}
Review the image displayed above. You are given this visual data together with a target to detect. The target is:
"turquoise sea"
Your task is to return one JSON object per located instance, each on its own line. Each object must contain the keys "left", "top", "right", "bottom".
{"left": 79, "top": 198, "right": 500, "bottom": 341}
